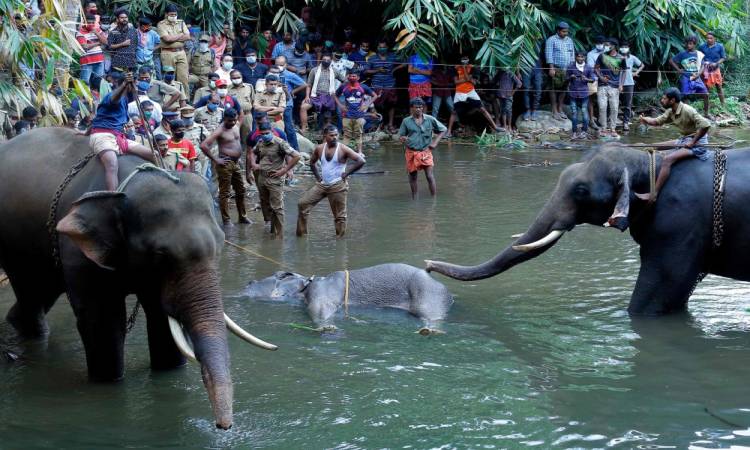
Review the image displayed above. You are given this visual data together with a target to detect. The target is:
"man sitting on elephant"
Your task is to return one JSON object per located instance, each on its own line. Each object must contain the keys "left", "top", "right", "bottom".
{"left": 89, "top": 70, "right": 155, "bottom": 191}
{"left": 635, "top": 87, "right": 711, "bottom": 202}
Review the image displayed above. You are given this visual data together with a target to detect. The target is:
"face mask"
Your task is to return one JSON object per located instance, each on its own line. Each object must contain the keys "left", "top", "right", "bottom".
{"left": 461, "top": 59, "right": 469, "bottom": 65}
{"left": 274, "top": 86, "right": 282, "bottom": 94}
{"left": 173, "top": 131, "right": 185, "bottom": 139}
{"left": 294, "top": 51, "right": 304, "bottom": 57}
{"left": 260, "top": 133, "right": 273, "bottom": 142}
{"left": 163, "top": 74, "right": 175, "bottom": 83}
{"left": 359, "top": 49, "right": 367, "bottom": 55}
{"left": 247, "top": 56, "right": 256, "bottom": 64}
{"left": 596, "top": 44, "right": 604, "bottom": 51}
{"left": 322, "top": 60, "right": 331, "bottom": 68}
{"left": 199, "top": 42, "right": 209, "bottom": 52}
{"left": 209, "top": 81, "right": 216, "bottom": 89}
{"left": 231, "top": 78, "right": 242, "bottom": 86}
{"left": 53, "top": 87, "right": 63, "bottom": 96}
{"left": 144, "top": 111, "right": 153, "bottom": 120}
{"left": 125, "top": 131, "right": 136, "bottom": 140}
{"left": 377, "top": 47, "right": 387, "bottom": 54}
{"left": 137, "top": 80, "right": 151, "bottom": 91}
{"left": 207, "top": 103, "right": 218, "bottom": 112}
{"left": 217, "top": 88, "right": 228, "bottom": 96}
{"left": 167, "top": 15, "right": 177, "bottom": 23}
{"left": 619, "top": 47, "right": 629, "bottom": 54}
{"left": 603, "top": 45, "right": 611, "bottom": 52}
{"left": 223, "top": 62, "right": 233, "bottom": 70}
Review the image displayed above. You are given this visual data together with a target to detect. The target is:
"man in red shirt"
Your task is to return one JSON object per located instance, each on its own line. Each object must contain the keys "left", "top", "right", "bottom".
{"left": 76, "top": 14, "right": 107, "bottom": 86}
{"left": 167, "top": 119, "right": 196, "bottom": 171}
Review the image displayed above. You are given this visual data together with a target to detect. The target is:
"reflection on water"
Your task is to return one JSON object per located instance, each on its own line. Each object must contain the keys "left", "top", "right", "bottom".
{"left": 2, "top": 128, "right": 750, "bottom": 448}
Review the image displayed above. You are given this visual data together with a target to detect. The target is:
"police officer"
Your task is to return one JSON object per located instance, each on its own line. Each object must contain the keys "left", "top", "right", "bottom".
{"left": 195, "top": 94, "right": 224, "bottom": 134}
{"left": 154, "top": 110, "right": 179, "bottom": 139}
{"left": 193, "top": 72, "right": 220, "bottom": 104}
{"left": 228, "top": 69, "right": 254, "bottom": 143}
{"left": 157, "top": 4, "right": 191, "bottom": 91}
{"left": 181, "top": 105, "right": 211, "bottom": 177}
{"left": 150, "top": 65, "right": 187, "bottom": 112}
{"left": 190, "top": 34, "right": 215, "bottom": 93}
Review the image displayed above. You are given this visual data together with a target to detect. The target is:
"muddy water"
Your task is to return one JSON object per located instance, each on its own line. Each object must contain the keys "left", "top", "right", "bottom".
{"left": 2, "top": 128, "right": 750, "bottom": 448}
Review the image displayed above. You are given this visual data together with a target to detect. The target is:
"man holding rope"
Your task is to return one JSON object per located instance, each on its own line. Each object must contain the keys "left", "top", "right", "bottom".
{"left": 89, "top": 70, "right": 155, "bottom": 191}
{"left": 634, "top": 87, "right": 711, "bottom": 202}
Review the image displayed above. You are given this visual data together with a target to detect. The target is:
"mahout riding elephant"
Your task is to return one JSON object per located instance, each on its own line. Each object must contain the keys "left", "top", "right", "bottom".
{"left": 427, "top": 144, "right": 750, "bottom": 315}
{"left": 243, "top": 263, "right": 453, "bottom": 331}
{"left": 0, "top": 128, "right": 276, "bottom": 429}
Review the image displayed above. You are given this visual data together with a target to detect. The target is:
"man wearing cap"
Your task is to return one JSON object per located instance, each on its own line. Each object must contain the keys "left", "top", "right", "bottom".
{"left": 228, "top": 69, "right": 255, "bottom": 143}
{"left": 248, "top": 121, "right": 300, "bottom": 237}
{"left": 180, "top": 105, "right": 210, "bottom": 175}
{"left": 150, "top": 65, "right": 187, "bottom": 112}
{"left": 193, "top": 72, "right": 220, "bottom": 104}
{"left": 153, "top": 110, "right": 178, "bottom": 139}
{"left": 190, "top": 34, "right": 216, "bottom": 91}
{"left": 136, "top": 17, "right": 160, "bottom": 74}
{"left": 398, "top": 97, "right": 447, "bottom": 199}
{"left": 157, "top": 4, "right": 191, "bottom": 91}
{"left": 335, "top": 70, "right": 378, "bottom": 154}
{"left": 253, "top": 74, "right": 287, "bottom": 127}
{"left": 545, "top": 21, "right": 576, "bottom": 120}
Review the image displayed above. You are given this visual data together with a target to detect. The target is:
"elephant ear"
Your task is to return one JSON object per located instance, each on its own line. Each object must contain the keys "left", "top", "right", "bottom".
{"left": 56, "top": 191, "right": 127, "bottom": 270}
{"left": 605, "top": 168, "right": 631, "bottom": 232}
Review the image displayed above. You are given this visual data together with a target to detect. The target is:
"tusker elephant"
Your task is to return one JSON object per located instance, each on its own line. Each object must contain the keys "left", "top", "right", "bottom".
{"left": 0, "top": 128, "right": 276, "bottom": 429}
{"left": 426, "top": 144, "right": 750, "bottom": 315}
{"left": 243, "top": 263, "right": 453, "bottom": 330}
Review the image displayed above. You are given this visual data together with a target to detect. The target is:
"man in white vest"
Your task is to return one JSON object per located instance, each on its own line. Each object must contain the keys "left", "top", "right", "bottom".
{"left": 305, "top": 52, "right": 345, "bottom": 132}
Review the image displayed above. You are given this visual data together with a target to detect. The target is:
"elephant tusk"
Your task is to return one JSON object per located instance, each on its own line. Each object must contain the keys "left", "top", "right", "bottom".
{"left": 167, "top": 315, "right": 197, "bottom": 363}
{"left": 224, "top": 314, "right": 278, "bottom": 351}
{"left": 511, "top": 233, "right": 524, "bottom": 238}
{"left": 512, "top": 230, "right": 565, "bottom": 252}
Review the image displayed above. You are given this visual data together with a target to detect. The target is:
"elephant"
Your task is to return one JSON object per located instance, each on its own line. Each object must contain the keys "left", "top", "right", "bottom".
{"left": 426, "top": 144, "right": 750, "bottom": 315}
{"left": 0, "top": 128, "right": 276, "bottom": 429}
{"left": 242, "top": 263, "right": 454, "bottom": 331}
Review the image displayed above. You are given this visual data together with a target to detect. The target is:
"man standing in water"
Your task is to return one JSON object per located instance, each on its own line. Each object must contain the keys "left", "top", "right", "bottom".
{"left": 296, "top": 126, "right": 366, "bottom": 238}
{"left": 398, "top": 97, "right": 447, "bottom": 199}
{"left": 200, "top": 108, "right": 251, "bottom": 226}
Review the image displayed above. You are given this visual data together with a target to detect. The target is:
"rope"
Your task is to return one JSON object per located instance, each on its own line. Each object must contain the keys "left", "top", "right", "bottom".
{"left": 223, "top": 240, "right": 299, "bottom": 273}
{"left": 647, "top": 149, "right": 657, "bottom": 199}
{"left": 343, "top": 269, "right": 350, "bottom": 317}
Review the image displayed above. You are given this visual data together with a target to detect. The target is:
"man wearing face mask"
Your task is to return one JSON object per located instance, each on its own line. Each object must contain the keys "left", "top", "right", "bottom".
{"left": 249, "top": 121, "right": 300, "bottom": 237}
{"left": 215, "top": 54, "right": 235, "bottom": 82}
{"left": 296, "top": 125, "right": 365, "bottom": 238}
{"left": 228, "top": 69, "right": 255, "bottom": 143}
{"left": 107, "top": 8, "right": 138, "bottom": 71}
{"left": 195, "top": 79, "right": 243, "bottom": 124}
{"left": 193, "top": 72, "right": 220, "bottom": 104}
{"left": 167, "top": 119, "right": 197, "bottom": 172}
{"left": 235, "top": 48, "right": 268, "bottom": 87}
{"left": 586, "top": 35, "right": 607, "bottom": 129}
{"left": 619, "top": 41, "right": 643, "bottom": 132}
{"left": 271, "top": 31, "right": 296, "bottom": 62}
{"left": 253, "top": 74, "right": 287, "bottom": 126}
{"left": 153, "top": 110, "right": 178, "bottom": 139}
{"left": 195, "top": 94, "right": 225, "bottom": 135}
{"left": 190, "top": 34, "right": 216, "bottom": 91}
{"left": 76, "top": 14, "right": 107, "bottom": 86}
{"left": 365, "top": 40, "right": 405, "bottom": 134}
{"left": 136, "top": 17, "right": 160, "bottom": 75}
{"left": 306, "top": 52, "right": 344, "bottom": 131}
{"left": 127, "top": 67, "right": 166, "bottom": 123}
{"left": 150, "top": 65, "right": 187, "bottom": 112}
{"left": 200, "top": 109, "right": 251, "bottom": 226}
{"left": 349, "top": 41, "right": 371, "bottom": 67}
{"left": 271, "top": 58, "right": 307, "bottom": 151}
{"left": 180, "top": 105, "right": 210, "bottom": 176}
{"left": 157, "top": 4, "right": 191, "bottom": 91}
{"left": 594, "top": 37, "right": 626, "bottom": 137}
{"left": 335, "top": 70, "right": 378, "bottom": 154}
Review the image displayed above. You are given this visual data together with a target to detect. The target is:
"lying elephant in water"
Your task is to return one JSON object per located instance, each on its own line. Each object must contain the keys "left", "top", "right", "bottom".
{"left": 243, "top": 263, "right": 453, "bottom": 331}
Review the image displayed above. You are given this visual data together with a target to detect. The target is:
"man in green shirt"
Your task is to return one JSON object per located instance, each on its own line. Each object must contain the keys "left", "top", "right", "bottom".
{"left": 398, "top": 97, "right": 447, "bottom": 199}
{"left": 635, "top": 87, "right": 711, "bottom": 202}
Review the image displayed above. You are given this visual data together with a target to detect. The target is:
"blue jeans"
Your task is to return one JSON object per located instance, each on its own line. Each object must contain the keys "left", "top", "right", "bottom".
{"left": 569, "top": 97, "right": 589, "bottom": 132}
{"left": 80, "top": 62, "right": 104, "bottom": 86}
{"left": 522, "top": 68, "right": 543, "bottom": 112}
{"left": 283, "top": 106, "right": 299, "bottom": 150}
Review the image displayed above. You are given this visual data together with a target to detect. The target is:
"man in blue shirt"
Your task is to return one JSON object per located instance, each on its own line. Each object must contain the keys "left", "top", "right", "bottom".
{"left": 670, "top": 35, "right": 710, "bottom": 116}
{"left": 335, "top": 70, "right": 378, "bottom": 153}
{"left": 545, "top": 21, "right": 575, "bottom": 120}
{"left": 235, "top": 48, "right": 268, "bottom": 87}
{"left": 271, "top": 32, "right": 296, "bottom": 62}
{"left": 89, "top": 71, "right": 155, "bottom": 191}
{"left": 271, "top": 58, "right": 307, "bottom": 150}
{"left": 365, "top": 40, "right": 405, "bottom": 133}
{"left": 136, "top": 17, "right": 160, "bottom": 74}
{"left": 698, "top": 32, "right": 727, "bottom": 108}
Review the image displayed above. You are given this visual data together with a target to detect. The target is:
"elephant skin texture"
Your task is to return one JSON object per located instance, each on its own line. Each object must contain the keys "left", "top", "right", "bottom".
{"left": 243, "top": 263, "right": 454, "bottom": 330}
{"left": 427, "top": 144, "right": 750, "bottom": 316}
{"left": 0, "top": 128, "right": 236, "bottom": 429}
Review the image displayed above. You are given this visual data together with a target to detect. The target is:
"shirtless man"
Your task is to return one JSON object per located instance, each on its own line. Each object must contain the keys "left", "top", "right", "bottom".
{"left": 200, "top": 108, "right": 250, "bottom": 226}
{"left": 296, "top": 126, "right": 365, "bottom": 237}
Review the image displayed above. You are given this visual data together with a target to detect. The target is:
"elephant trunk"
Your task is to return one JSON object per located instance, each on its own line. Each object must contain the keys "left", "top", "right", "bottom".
{"left": 166, "top": 263, "right": 233, "bottom": 430}
{"left": 426, "top": 196, "right": 573, "bottom": 281}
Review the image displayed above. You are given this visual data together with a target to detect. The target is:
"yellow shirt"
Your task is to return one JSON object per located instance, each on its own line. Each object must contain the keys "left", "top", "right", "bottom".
{"left": 652, "top": 102, "right": 711, "bottom": 136}
{"left": 156, "top": 19, "right": 189, "bottom": 49}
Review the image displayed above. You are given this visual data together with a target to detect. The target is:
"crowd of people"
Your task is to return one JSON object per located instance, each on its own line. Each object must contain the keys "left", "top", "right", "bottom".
{"left": 1, "top": 4, "right": 727, "bottom": 235}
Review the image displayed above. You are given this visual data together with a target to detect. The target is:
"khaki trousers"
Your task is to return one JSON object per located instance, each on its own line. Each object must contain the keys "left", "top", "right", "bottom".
{"left": 296, "top": 180, "right": 348, "bottom": 237}
{"left": 257, "top": 173, "right": 285, "bottom": 236}
{"left": 342, "top": 118, "right": 364, "bottom": 150}
{"left": 160, "top": 49, "right": 189, "bottom": 95}
{"left": 216, "top": 160, "right": 247, "bottom": 223}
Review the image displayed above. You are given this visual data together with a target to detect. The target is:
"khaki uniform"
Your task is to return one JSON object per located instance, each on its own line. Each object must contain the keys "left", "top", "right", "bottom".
{"left": 194, "top": 106, "right": 224, "bottom": 133}
{"left": 153, "top": 124, "right": 172, "bottom": 139}
{"left": 190, "top": 48, "right": 215, "bottom": 90}
{"left": 183, "top": 122, "right": 210, "bottom": 176}
{"left": 193, "top": 86, "right": 215, "bottom": 104}
{"left": 253, "top": 90, "right": 286, "bottom": 124}
{"left": 147, "top": 80, "right": 186, "bottom": 112}
{"left": 296, "top": 180, "right": 349, "bottom": 237}
{"left": 156, "top": 19, "right": 190, "bottom": 90}
{"left": 229, "top": 82, "right": 255, "bottom": 142}
{"left": 254, "top": 136, "right": 298, "bottom": 236}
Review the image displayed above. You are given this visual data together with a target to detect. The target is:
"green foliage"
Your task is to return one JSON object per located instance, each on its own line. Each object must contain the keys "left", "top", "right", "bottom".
{"left": 476, "top": 130, "right": 528, "bottom": 149}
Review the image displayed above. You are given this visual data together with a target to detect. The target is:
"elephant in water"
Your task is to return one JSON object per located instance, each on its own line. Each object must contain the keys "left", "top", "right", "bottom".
{"left": 243, "top": 263, "right": 453, "bottom": 332}
{"left": 0, "top": 128, "right": 277, "bottom": 429}
{"left": 427, "top": 144, "right": 750, "bottom": 315}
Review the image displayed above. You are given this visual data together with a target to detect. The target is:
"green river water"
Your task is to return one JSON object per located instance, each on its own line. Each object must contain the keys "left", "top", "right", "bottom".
{"left": 2, "top": 128, "right": 750, "bottom": 449}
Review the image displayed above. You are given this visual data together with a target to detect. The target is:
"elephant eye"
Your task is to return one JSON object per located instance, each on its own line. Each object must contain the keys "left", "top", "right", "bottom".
{"left": 572, "top": 183, "right": 590, "bottom": 199}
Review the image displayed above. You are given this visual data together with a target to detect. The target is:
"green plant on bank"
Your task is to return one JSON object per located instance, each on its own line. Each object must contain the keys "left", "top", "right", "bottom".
{"left": 687, "top": 95, "right": 746, "bottom": 123}
{"left": 476, "top": 129, "right": 528, "bottom": 149}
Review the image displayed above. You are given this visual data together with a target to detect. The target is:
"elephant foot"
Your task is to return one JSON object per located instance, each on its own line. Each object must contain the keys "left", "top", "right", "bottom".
{"left": 416, "top": 327, "right": 445, "bottom": 336}
{"left": 6, "top": 303, "right": 49, "bottom": 339}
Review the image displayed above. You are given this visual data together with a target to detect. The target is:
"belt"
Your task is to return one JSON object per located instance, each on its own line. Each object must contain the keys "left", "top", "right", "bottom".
{"left": 219, "top": 153, "right": 240, "bottom": 162}
{"left": 161, "top": 47, "right": 184, "bottom": 52}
